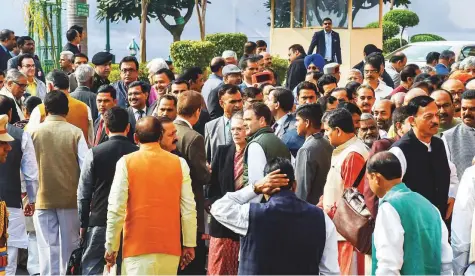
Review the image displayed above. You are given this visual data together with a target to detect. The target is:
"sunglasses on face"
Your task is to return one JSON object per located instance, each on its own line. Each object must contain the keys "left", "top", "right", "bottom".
{"left": 13, "top": 81, "right": 27, "bottom": 89}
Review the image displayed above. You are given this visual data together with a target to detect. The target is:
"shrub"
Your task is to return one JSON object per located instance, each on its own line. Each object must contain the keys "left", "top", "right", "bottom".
{"left": 383, "top": 38, "right": 408, "bottom": 54}
{"left": 383, "top": 10, "right": 420, "bottom": 30}
{"left": 410, "top": 33, "right": 446, "bottom": 43}
{"left": 109, "top": 62, "right": 149, "bottom": 83}
{"left": 366, "top": 21, "right": 400, "bottom": 41}
{"left": 205, "top": 33, "right": 248, "bottom": 58}
{"left": 170, "top": 40, "right": 217, "bottom": 72}
{"left": 270, "top": 55, "right": 289, "bottom": 86}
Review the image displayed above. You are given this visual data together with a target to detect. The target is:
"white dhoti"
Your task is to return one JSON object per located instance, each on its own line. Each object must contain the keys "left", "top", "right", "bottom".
{"left": 33, "top": 208, "right": 80, "bottom": 275}
{"left": 5, "top": 207, "right": 27, "bottom": 276}
{"left": 122, "top": 253, "right": 179, "bottom": 275}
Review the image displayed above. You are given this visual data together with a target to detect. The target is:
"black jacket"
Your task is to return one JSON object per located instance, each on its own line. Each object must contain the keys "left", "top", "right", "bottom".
{"left": 307, "top": 30, "right": 342, "bottom": 64}
{"left": 0, "top": 46, "right": 12, "bottom": 73}
{"left": 207, "top": 83, "right": 224, "bottom": 120}
{"left": 353, "top": 61, "right": 395, "bottom": 89}
{"left": 63, "top": 42, "right": 80, "bottom": 55}
{"left": 286, "top": 54, "right": 307, "bottom": 91}
{"left": 208, "top": 144, "right": 240, "bottom": 240}
{"left": 193, "top": 108, "right": 211, "bottom": 137}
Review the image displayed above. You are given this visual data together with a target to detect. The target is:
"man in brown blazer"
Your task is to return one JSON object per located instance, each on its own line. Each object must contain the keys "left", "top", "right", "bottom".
{"left": 174, "top": 90, "right": 210, "bottom": 275}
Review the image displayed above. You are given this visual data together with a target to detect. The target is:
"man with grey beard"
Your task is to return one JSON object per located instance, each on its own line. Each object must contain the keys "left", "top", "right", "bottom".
{"left": 357, "top": 113, "right": 380, "bottom": 148}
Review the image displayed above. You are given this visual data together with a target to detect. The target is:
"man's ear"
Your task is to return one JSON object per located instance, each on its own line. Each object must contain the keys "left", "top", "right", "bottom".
{"left": 134, "top": 133, "right": 139, "bottom": 144}
{"left": 291, "top": 180, "right": 297, "bottom": 192}
{"left": 408, "top": 116, "right": 416, "bottom": 127}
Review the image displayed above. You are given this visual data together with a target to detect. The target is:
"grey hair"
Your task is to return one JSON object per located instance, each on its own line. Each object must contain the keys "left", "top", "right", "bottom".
{"left": 230, "top": 110, "right": 243, "bottom": 122}
{"left": 75, "top": 64, "right": 95, "bottom": 84}
{"left": 360, "top": 112, "right": 376, "bottom": 122}
{"left": 222, "top": 50, "right": 237, "bottom": 59}
{"left": 451, "top": 62, "right": 460, "bottom": 72}
{"left": 5, "top": 69, "right": 26, "bottom": 81}
{"left": 60, "top": 51, "right": 74, "bottom": 62}
{"left": 348, "top": 68, "right": 362, "bottom": 76}
{"left": 461, "top": 56, "right": 475, "bottom": 70}
{"left": 420, "top": 65, "right": 434, "bottom": 74}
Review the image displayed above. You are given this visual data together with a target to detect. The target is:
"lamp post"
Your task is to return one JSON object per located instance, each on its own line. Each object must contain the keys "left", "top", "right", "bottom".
{"left": 128, "top": 38, "right": 140, "bottom": 57}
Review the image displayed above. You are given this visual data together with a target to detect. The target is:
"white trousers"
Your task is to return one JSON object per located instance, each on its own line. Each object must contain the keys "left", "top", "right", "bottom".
{"left": 6, "top": 247, "right": 18, "bottom": 276}
{"left": 33, "top": 209, "right": 79, "bottom": 275}
{"left": 27, "top": 232, "right": 40, "bottom": 275}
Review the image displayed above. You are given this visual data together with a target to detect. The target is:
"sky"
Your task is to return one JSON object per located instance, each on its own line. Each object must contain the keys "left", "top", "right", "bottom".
{"left": 1, "top": 0, "right": 474, "bottom": 60}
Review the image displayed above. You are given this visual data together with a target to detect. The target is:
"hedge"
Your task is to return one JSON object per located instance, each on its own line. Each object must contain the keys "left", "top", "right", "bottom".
{"left": 410, "top": 34, "right": 446, "bottom": 43}
{"left": 109, "top": 62, "right": 149, "bottom": 83}
{"left": 383, "top": 10, "right": 419, "bottom": 30}
{"left": 366, "top": 21, "right": 400, "bottom": 41}
{"left": 170, "top": 40, "right": 217, "bottom": 72}
{"left": 205, "top": 33, "right": 248, "bottom": 58}
{"left": 270, "top": 55, "right": 289, "bottom": 86}
{"left": 383, "top": 38, "right": 408, "bottom": 54}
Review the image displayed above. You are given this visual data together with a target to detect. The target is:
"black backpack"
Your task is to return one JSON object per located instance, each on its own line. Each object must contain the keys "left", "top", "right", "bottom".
{"left": 66, "top": 246, "right": 83, "bottom": 275}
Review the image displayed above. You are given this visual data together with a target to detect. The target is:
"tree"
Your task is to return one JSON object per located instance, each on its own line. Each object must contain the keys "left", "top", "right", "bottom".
{"left": 366, "top": 20, "right": 400, "bottom": 41}
{"left": 140, "top": 0, "right": 149, "bottom": 62}
{"left": 97, "top": 0, "right": 195, "bottom": 43}
{"left": 195, "top": 0, "right": 210, "bottom": 41}
{"left": 67, "top": 0, "right": 88, "bottom": 55}
{"left": 384, "top": 9, "right": 419, "bottom": 47}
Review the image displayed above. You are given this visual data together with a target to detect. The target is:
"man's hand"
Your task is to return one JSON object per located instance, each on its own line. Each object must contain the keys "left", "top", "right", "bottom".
{"left": 79, "top": 228, "right": 87, "bottom": 245}
{"left": 24, "top": 203, "right": 35, "bottom": 217}
{"left": 104, "top": 251, "right": 117, "bottom": 270}
{"left": 445, "top": 197, "right": 455, "bottom": 220}
{"left": 254, "top": 169, "right": 289, "bottom": 195}
{"left": 180, "top": 247, "right": 195, "bottom": 270}
{"left": 206, "top": 162, "right": 212, "bottom": 174}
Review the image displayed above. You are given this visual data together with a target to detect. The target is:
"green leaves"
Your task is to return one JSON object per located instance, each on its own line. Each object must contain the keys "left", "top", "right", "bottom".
{"left": 205, "top": 33, "right": 248, "bottom": 58}
{"left": 170, "top": 40, "right": 217, "bottom": 71}
{"left": 383, "top": 9, "right": 419, "bottom": 29}
{"left": 410, "top": 34, "right": 446, "bottom": 43}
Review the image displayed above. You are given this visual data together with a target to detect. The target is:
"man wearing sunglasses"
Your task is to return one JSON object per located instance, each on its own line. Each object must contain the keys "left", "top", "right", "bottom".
{"left": 307, "top": 18, "right": 342, "bottom": 65}
{"left": 0, "top": 69, "right": 27, "bottom": 124}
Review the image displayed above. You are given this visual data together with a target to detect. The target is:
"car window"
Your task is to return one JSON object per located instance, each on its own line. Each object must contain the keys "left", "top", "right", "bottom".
{"left": 386, "top": 44, "right": 451, "bottom": 62}
{"left": 460, "top": 46, "right": 475, "bottom": 61}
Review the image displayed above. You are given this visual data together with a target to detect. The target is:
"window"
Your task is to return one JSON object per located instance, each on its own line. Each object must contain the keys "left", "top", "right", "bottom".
{"left": 294, "top": 0, "right": 305, "bottom": 28}
{"left": 461, "top": 46, "right": 475, "bottom": 61}
{"left": 306, "top": 0, "right": 348, "bottom": 28}
{"left": 352, "top": 0, "right": 380, "bottom": 28}
{"left": 273, "top": 0, "right": 291, "bottom": 28}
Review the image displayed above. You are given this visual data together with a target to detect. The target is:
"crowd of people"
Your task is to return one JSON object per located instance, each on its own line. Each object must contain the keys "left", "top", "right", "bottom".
{"left": 2, "top": 18, "right": 475, "bottom": 275}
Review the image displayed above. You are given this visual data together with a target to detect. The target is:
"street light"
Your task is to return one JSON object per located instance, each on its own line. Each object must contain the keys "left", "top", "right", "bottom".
{"left": 128, "top": 38, "right": 140, "bottom": 57}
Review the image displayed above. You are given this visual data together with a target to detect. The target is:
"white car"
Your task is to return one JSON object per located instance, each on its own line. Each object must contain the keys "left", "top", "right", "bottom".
{"left": 385, "top": 41, "right": 475, "bottom": 67}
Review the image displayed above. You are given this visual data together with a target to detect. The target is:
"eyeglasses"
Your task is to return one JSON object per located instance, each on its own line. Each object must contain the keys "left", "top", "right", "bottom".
{"left": 13, "top": 81, "right": 27, "bottom": 89}
{"left": 22, "top": 64, "right": 35, "bottom": 69}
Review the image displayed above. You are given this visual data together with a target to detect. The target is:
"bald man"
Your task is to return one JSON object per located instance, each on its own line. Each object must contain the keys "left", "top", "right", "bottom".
{"left": 431, "top": 90, "right": 461, "bottom": 136}
{"left": 442, "top": 79, "right": 464, "bottom": 118}
{"left": 262, "top": 52, "right": 272, "bottom": 68}
{"left": 202, "top": 57, "right": 225, "bottom": 107}
{"left": 403, "top": 88, "right": 427, "bottom": 106}
{"left": 373, "top": 99, "right": 393, "bottom": 132}
{"left": 391, "top": 92, "right": 405, "bottom": 108}
{"left": 466, "top": 79, "right": 475, "bottom": 90}
{"left": 105, "top": 116, "right": 197, "bottom": 274}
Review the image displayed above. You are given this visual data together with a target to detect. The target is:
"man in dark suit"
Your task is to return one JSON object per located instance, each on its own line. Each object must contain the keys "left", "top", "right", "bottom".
{"left": 78, "top": 107, "right": 138, "bottom": 275}
{"left": 266, "top": 88, "right": 305, "bottom": 157}
{"left": 94, "top": 85, "right": 117, "bottom": 146}
{"left": 353, "top": 44, "right": 395, "bottom": 89}
{"left": 0, "top": 30, "right": 15, "bottom": 73}
{"left": 7, "top": 36, "right": 45, "bottom": 83}
{"left": 286, "top": 44, "right": 307, "bottom": 91}
{"left": 307, "top": 18, "right": 342, "bottom": 65}
{"left": 71, "top": 64, "right": 98, "bottom": 121}
{"left": 63, "top": 29, "right": 81, "bottom": 55}
{"left": 208, "top": 65, "right": 242, "bottom": 120}
{"left": 174, "top": 90, "right": 210, "bottom": 275}
{"left": 125, "top": 81, "right": 152, "bottom": 138}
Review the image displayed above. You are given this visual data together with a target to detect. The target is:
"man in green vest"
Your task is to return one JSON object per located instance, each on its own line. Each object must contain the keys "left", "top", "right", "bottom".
{"left": 243, "top": 102, "right": 290, "bottom": 187}
{"left": 366, "top": 151, "right": 452, "bottom": 275}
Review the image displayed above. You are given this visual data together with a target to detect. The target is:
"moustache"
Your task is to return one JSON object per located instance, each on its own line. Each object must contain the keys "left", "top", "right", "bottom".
{"left": 439, "top": 113, "right": 448, "bottom": 119}
{"left": 465, "top": 114, "right": 475, "bottom": 120}
{"left": 172, "top": 139, "right": 178, "bottom": 144}
{"left": 430, "top": 123, "right": 439, "bottom": 129}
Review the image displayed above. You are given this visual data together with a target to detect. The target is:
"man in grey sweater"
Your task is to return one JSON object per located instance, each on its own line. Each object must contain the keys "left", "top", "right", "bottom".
{"left": 294, "top": 103, "right": 333, "bottom": 204}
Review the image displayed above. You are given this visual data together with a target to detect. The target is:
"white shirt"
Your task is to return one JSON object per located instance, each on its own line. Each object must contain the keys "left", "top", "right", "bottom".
{"left": 389, "top": 141, "right": 459, "bottom": 198}
{"left": 273, "top": 114, "right": 289, "bottom": 136}
{"left": 210, "top": 184, "right": 340, "bottom": 275}
{"left": 247, "top": 142, "right": 267, "bottom": 186}
{"left": 132, "top": 106, "right": 147, "bottom": 122}
{"left": 324, "top": 31, "right": 333, "bottom": 61}
{"left": 452, "top": 165, "right": 475, "bottom": 275}
{"left": 379, "top": 129, "right": 388, "bottom": 139}
{"left": 374, "top": 201, "right": 453, "bottom": 275}
{"left": 18, "top": 131, "right": 39, "bottom": 203}
{"left": 374, "top": 81, "right": 393, "bottom": 103}
{"left": 0, "top": 87, "right": 25, "bottom": 121}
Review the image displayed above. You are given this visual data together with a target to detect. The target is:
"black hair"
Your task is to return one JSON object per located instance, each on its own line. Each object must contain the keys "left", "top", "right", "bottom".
{"left": 440, "top": 50, "right": 455, "bottom": 60}
{"left": 411, "top": 81, "right": 432, "bottom": 93}
{"left": 389, "top": 52, "right": 406, "bottom": 63}
{"left": 322, "top": 17, "right": 332, "bottom": 23}
{"left": 271, "top": 88, "right": 294, "bottom": 112}
{"left": 318, "top": 95, "right": 337, "bottom": 113}
{"left": 426, "top": 52, "right": 440, "bottom": 64}
{"left": 367, "top": 151, "right": 402, "bottom": 180}
{"left": 17, "top": 53, "right": 35, "bottom": 67}
{"left": 0, "top": 95, "right": 13, "bottom": 115}
{"left": 322, "top": 108, "right": 355, "bottom": 133}
{"left": 172, "top": 79, "right": 190, "bottom": 89}
{"left": 44, "top": 90, "right": 69, "bottom": 116}
{"left": 180, "top": 67, "right": 203, "bottom": 83}
{"left": 392, "top": 106, "right": 410, "bottom": 126}
{"left": 406, "top": 96, "right": 434, "bottom": 116}
{"left": 17, "top": 36, "right": 33, "bottom": 48}
{"left": 363, "top": 44, "right": 382, "bottom": 56}
{"left": 0, "top": 29, "right": 14, "bottom": 42}
{"left": 128, "top": 81, "right": 150, "bottom": 94}
{"left": 413, "top": 73, "right": 431, "bottom": 83}
{"left": 69, "top": 25, "right": 83, "bottom": 35}
{"left": 210, "top": 58, "right": 226, "bottom": 73}
{"left": 338, "top": 101, "right": 362, "bottom": 116}
{"left": 104, "top": 106, "right": 129, "bottom": 133}
{"left": 288, "top": 44, "right": 306, "bottom": 56}
{"left": 97, "top": 84, "right": 117, "bottom": 99}
{"left": 297, "top": 81, "right": 318, "bottom": 97}
{"left": 247, "top": 102, "right": 272, "bottom": 126}
{"left": 218, "top": 84, "right": 241, "bottom": 100}
{"left": 119, "top": 56, "right": 139, "bottom": 71}
{"left": 156, "top": 68, "right": 175, "bottom": 82}
{"left": 332, "top": 87, "right": 353, "bottom": 100}
{"left": 240, "top": 56, "right": 261, "bottom": 70}
{"left": 45, "top": 70, "right": 69, "bottom": 90}
{"left": 0, "top": 71, "right": 4, "bottom": 77}
{"left": 165, "top": 60, "right": 173, "bottom": 66}
{"left": 427, "top": 75, "right": 444, "bottom": 90}
{"left": 256, "top": 40, "right": 267, "bottom": 48}
{"left": 264, "top": 157, "right": 295, "bottom": 190}
{"left": 400, "top": 65, "right": 418, "bottom": 82}
{"left": 296, "top": 103, "right": 323, "bottom": 129}
{"left": 66, "top": 29, "right": 79, "bottom": 42}
{"left": 24, "top": 96, "right": 42, "bottom": 115}
{"left": 462, "top": 89, "right": 475, "bottom": 100}
{"left": 244, "top": 41, "right": 257, "bottom": 55}
{"left": 158, "top": 94, "right": 178, "bottom": 107}
{"left": 73, "top": 53, "right": 88, "bottom": 62}
{"left": 365, "top": 52, "right": 384, "bottom": 70}
{"left": 345, "top": 81, "right": 361, "bottom": 98}
{"left": 317, "top": 74, "right": 337, "bottom": 94}
{"left": 135, "top": 116, "right": 164, "bottom": 143}
{"left": 356, "top": 84, "right": 375, "bottom": 97}
{"left": 243, "top": 87, "right": 262, "bottom": 100}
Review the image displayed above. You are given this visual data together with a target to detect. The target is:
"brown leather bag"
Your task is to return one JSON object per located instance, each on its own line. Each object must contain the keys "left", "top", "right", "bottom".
{"left": 332, "top": 162, "right": 374, "bottom": 254}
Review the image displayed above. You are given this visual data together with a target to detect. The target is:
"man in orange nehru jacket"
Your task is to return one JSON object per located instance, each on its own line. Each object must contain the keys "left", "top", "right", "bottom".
{"left": 104, "top": 116, "right": 197, "bottom": 274}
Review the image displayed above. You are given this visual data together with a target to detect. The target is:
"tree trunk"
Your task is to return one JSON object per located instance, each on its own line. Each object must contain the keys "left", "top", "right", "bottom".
{"left": 67, "top": 0, "right": 88, "bottom": 55}
{"left": 390, "top": 0, "right": 395, "bottom": 10}
{"left": 195, "top": 0, "right": 204, "bottom": 41}
{"left": 400, "top": 26, "right": 405, "bottom": 47}
{"left": 140, "top": 0, "right": 148, "bottom": 63}
{"left": 171, "top": 28, "right": 183, "bottom": 42}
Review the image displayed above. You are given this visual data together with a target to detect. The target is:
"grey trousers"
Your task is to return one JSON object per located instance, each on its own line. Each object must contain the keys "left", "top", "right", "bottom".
{"left": 81, "top": 226, "right": 106, "bottom": 275}
{"left": 33, "top": 208, "right": 80, "bottom": 275}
